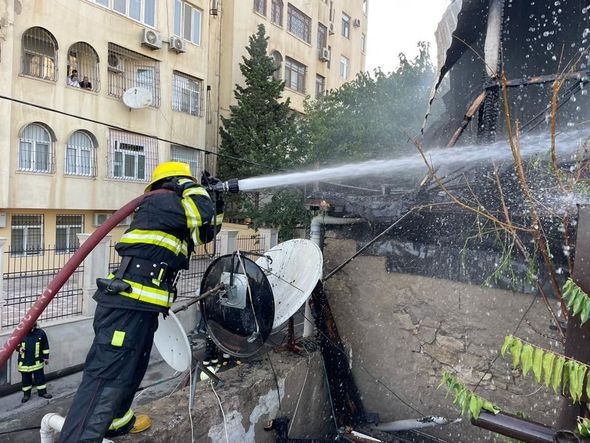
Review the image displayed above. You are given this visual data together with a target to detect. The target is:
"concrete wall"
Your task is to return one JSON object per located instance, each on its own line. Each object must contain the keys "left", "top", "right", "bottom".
{"left": 323, "top": 237, "right": 563, "bottom": 442}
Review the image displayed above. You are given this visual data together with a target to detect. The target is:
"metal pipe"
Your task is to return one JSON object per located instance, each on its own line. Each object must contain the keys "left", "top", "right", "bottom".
{"left": 472, "top": 411, "right": 556, "bottom": 443}
{"left": 306, "top": 215, "right": 363, "bottom": 337}
{"left": 373, "top": 416, "right": 460, "bottom": 432}
{"left": 0, "top": 189, "right": 170, "bottom": 369}
{"left": 40, "top": 413, "right": 113, "bottom": 443}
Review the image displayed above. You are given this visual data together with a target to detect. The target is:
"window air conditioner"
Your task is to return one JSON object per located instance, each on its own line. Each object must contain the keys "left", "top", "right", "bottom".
{"left": 107, "top": 53, "right": 125, "bottom": 73}
{"left": 169, "top": 36, "right": 187, "bottom": 53}
{"left": 353, "top": 18, "right": 361, "bottom": 27}
{"left": 319, "top": 47, "right": 330, "bottom": 62}
{"left": 210, "top": 0, "right": 219, "bottom": 15}
{"left": 142, "top": 28, "right": 163, "bottom": 50}
{"left": 328, "top": 23, "right": 335, "bottom": 35}
{"left": 93, "top": 213, "right": 133, "bottom": 227}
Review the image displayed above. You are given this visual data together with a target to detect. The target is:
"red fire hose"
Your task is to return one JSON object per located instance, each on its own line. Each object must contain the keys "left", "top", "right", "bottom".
{"left": 0, "top": 190, "right": 167, "bottom": 369}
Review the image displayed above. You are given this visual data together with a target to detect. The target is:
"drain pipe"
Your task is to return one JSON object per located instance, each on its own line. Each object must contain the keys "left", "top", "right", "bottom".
{"left": 373, "top": 416, "right": 461, "bottom": 432}
{"left": 40, "top": 413, "right": 114, "bottom": 443}
{"left": 305, "top": 215, "right": 363, "bottom": 337}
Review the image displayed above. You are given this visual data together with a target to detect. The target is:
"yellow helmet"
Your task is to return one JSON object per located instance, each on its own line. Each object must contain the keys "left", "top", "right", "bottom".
{"left": 145, "top": 161, "right": 197, "bottom": 192}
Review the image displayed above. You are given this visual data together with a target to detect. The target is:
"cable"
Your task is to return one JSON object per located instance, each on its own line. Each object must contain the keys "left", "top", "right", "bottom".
{"left": 188, "top": 362, "right": 195, "bottom": 443}
{"left": 288, "top": 346, "right": 312, "bottom": 435}
{"left": 267, "top": 353, "right": 282, "bottom": 411}
{"left": 211, "top": 382, "right": 229, "bottom": 443}
{"left": 0, "top": 426, "right": 41, "bottom": 436}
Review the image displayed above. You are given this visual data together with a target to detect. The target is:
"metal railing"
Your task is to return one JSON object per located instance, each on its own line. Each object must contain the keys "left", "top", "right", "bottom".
{"left": 1, "top": 246, "right": 84, "bottom": 329}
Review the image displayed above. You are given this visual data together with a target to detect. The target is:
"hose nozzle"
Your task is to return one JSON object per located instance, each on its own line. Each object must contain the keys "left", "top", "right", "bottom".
{"left": 213, "top": 178, "right": 240, "bottom": 193}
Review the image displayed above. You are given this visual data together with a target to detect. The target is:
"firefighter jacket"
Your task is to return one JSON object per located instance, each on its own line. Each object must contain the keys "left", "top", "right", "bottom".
{"left": 95, "top": 178, "right": 223, "bottom": 313}
{"left": 16, "top": 327, "right": 50, "bottom": 373}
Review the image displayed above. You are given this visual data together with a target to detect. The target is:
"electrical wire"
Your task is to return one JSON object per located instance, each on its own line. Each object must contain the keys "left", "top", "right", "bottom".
{"left": 0, "top": 426, "right": 41, "bottom": 436}
{"left": 188, "top": 362, "right": 195, "bottom": 443}
{"left": 288, "top": 345, "right": 312, "bottom": 435}
{"left": 267, "top": 353, "right": 282, "bottom": 411}
{"left": 211, "top": 382, "right": 229, "bottom": 443}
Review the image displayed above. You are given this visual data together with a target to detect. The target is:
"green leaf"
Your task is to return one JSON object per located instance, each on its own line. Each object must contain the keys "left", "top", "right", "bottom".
{"left": 482, "top": 400, "right": 501, "bottom": 415}
{"left": 511, "top": 338, "right": 523, "bottom": 369}
{"left": 552, "top": 356, "right": 566, "bottom": 394}
{"left": 563, "top": 361, "right": 572, "bottom": 396}
{"left": 469, "top": 395, "right": 484, "bottom": 421}
{"left": 542, "top": 352, "right": 556, "bottom": 387}
{"left": 532, "top": 348, "right": 544, "bottom": 384}
{"left": 501, "top": 335, "right": 514, "bottom": 358}
{"left": 581, "top": 297, "right": 590, "bottom": 325}
{"left": 578, "top": 417, "right": 590, "bottom": 438}
{"left": 573, "top": 291, "right": 585, "bottom": 316}
{"left": 573, "top": 363, "right": 587, "bottom": 403}
{"left": 586, "top": 372, "right": 590, "bottom": 403}
{"left": 521, "top": 344, "right": 534, "bottom": 376}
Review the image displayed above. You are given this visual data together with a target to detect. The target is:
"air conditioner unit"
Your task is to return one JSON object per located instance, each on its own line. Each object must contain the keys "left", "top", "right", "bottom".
{"left": 210, "top": 0, "right": 219, "bottom": 15}
{"left": 107, "top": 53, "right": 125, "bottom": 73}
{"left": 169, "top": 36, "right": 187, "bottom": 53}
{"left": 93, "top": 213, "right": 111, "bottom": 227}
{"left": 353, "top": 18, "right": 361, "bottom": 27}
{"left": 328, "top": 22, "right": 335, "bottom": 35}
{"left": 142, "top": 28, "right": 162, "bottom": 49}
{"left": 319, "top": 47, "right": 330, "bottom": 62}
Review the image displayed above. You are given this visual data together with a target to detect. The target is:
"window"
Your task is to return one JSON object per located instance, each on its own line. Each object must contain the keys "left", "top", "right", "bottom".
{"left": 271, "top": 51, "right": 283, "bottom": 80}
{"left": 361, "top": 33, "right": 366, "bottom": 53}
{"left": 65, "top": 130, "right": 97, "bottom": 177}
{"left": 171, "top": 145, "right": 200, "bottom": 177}
{"left": 285, "top": 57, "right": 306, "bottom": 93}
{"left": 287, "top": 4, "right": 311, "bottom": 43}
{"left": 363, "top": 0, "right": 368, "bottom": 15}
{"left": 342, "top": 13, "right": 350, "bottom": 38}
{"left": 11, "top": 215, "right": 43, "bottom": 256}
{"left": 107, "top": 43, "right": 160, "bottom": 107}
{"left": 271, "top": 0, "right": 283, "bottom": 25}
{"left": 67, "top": 42, "right": 100, "bottom": 91}
{"left": 56, "top": 215, "right": 83, "bottom": 253}
{"left": 172, "top": 71, "right": 202, "bottom": 116}
{"left": 316, "top": 74, "right": 325, "bottom": 98}
{"left": 109, "top": 130, "right": 158, "bottom": 181}
{"left": 18, "top": 123, "right": 54, "bottom": 173}
{"left": 21, "top": 27, "right": 58, "bottom": 81}
{"left": 318, "top": 23, "right": 327, "bottom": 52}
{"left": 254, "top": 0, "right": 266, "bottom": 15}
{"left": 174, "top": 0, "right": 202, "bottom": 45}
{"left": 340, "top": 55, "right": 349, "bottom": 79}
{"left": 89, "top": 0, "right": 155, "bottom": 26}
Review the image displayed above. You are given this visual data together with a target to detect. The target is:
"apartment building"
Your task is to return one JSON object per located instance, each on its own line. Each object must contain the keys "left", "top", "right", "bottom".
{"left": 0, "top": 0, "right": 210, "bottom": 253}
{"left": 206, "top": 0, "right": 368, "bottom": 149}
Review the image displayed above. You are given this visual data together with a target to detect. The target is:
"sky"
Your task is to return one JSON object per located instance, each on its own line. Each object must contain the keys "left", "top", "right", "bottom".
{"left": 366, "top": 0, "right": 452, "bottom": 73}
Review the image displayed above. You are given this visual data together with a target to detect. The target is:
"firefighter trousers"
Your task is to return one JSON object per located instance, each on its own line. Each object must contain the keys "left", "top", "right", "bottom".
{"left": 20, "top": 368, "right": 47, "bottom": 394}
{"left": 58, "top": 303, "right": 159, "bottom": 443}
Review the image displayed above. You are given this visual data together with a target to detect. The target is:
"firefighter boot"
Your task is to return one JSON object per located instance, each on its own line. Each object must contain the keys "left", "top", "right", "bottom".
{"left": 21, "top": 391, "right": 31, "bottom": 403}
{"left": 130, "top": 415, "right": 152, "bottom": 433}
{"left": 38, "top": 391, "right": 53, "bottom": 399}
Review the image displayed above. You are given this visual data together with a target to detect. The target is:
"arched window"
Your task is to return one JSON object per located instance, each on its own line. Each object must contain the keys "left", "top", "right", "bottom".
{"left": 65, "top": 130, "right": 97, "bottom": 177}
{"left": 271, "top": 50, "right": 283, "bottom": 81}
{"left": 22, "top": 27, "right": 58, "bottom": 81}
{"left": 18, "top": 123, "right": 55, "bottom": 173}
{"left": 67, "top": 42, "right": 100, "bottom": 91}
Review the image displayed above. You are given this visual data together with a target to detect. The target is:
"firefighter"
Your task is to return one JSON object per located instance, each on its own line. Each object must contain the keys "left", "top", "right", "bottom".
{"left": 16, "top": 322, "right": 52, "bottom": 403}
{"left": 59, "top": 162, "right": 224, "bottom": 442}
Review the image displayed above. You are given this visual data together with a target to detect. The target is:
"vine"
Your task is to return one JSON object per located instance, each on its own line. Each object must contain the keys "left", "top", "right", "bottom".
{"left": 438, "top": 371, "right": 501, "bottom": 420}
{"left": 562, "top": 278, "right": 590, "bottom": 325}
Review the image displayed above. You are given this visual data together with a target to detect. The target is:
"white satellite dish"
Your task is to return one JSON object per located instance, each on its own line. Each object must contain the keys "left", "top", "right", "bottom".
{"left": 256, "top": 239, "right": 323, "bottom": 329}
{"left": 153, "top": 311, "right": 191, "bottom": 372}
{"left": 122, "top": 86, "right": 153, "bottom": 109}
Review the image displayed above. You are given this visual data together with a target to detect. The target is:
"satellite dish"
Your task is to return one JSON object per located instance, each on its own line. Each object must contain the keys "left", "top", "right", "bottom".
{"left": 256, "top": 239, "right": 323, "bottom": 329}
{"left": 153, "top": 311, "right": 191, "bottom": 372}
{"left": 200, "top": 253, "right": 275, "bottom": 358}
{"left": 122, "top": 86, "right": 153, "bottom": 109}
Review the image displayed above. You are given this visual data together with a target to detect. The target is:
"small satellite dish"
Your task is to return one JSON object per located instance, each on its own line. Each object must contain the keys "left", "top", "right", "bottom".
{"left": 153, "top": 311, "right": 191, "bottom": 372}
{"left": 256, "top": 239, "right": 323, "bottom": 329}
{"left": 122, "top": 86, "right": 153, "bottom": 109}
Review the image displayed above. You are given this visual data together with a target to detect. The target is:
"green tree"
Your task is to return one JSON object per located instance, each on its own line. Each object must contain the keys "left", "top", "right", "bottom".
{"left": 302, "top": 42, "right": 434, "bottom": 165}
{"left": 218, "top": 24, "right": 308, "bottom": 237}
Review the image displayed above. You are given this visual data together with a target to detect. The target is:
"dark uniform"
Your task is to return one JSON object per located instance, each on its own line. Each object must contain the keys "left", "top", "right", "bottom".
{"left": 59, "top": 176, "right": 223, "bottom": 442}
{"left": 16, "top": 324, "right": 51, "bottom": 401}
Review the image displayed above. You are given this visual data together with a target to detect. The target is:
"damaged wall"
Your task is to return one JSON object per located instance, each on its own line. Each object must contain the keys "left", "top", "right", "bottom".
{"left": 323, "top": 236, "right": 563, "bottom": 442}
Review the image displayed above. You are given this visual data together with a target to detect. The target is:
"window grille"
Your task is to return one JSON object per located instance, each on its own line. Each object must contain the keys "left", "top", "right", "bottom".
{"left": 361, "top": 33, "right": 366, "bottom": 53}
{"left": 171, "top": 145, "right": 200, "bottom": 177}
{"left": 271, "top": 0, "right": 283, "bottom": 25}
{"left": 67, "top": 42, "right": 100, "bottom": 91}
{"left": 285, "top": 57, "right": 306, "bottom": 93}
{"left": 65, "top": 130, "right": 97, "bottom": 177}
{"left": 174, "top": 0, "right": 202, "bottom": 45}
{"left": 107, "top": 43, "right": 160, "bottom": 107}
{"left": 108, "top": 129, "right": 158, "bottom": 181}
{"left": 342, "top": 12, "right": 350, "bottom": 39}
{"left": 21, "top": 27, "right": 58, "bottom": 81}
{"left": 271, "top": 51, "right": 283, "bottom": 81}
{"left": 318, "top": 23, "right": 327, "bottom": 52}
{"left": 89, "top": 0, "right": 156, "bottom": 26}
{"left": 56, "top": 215, "right": 83, "bottom": 253}
{"left": 172, "top": 71, "right": 203, "bottom": 116}
{"left": 340, "top": 55, "right": 349, "bottom": 80}
{"left": 11, "top": 215, "right": 43, "bottom": 256}
{"left": 287, "top": 4, "right": 311, "bottom": 43}
{"left": 18, "top": 123, "right": 55, "bottom": 173}
{"left": 316, "top": 74, "right": 325, "bottom": 98}
{"left": 254, "top": 0, "right": 266, "bottom": 15}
